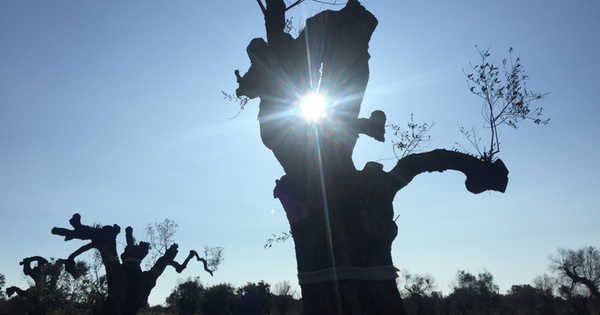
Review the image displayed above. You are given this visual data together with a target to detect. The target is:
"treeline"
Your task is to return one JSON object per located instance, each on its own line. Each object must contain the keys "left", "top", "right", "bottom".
{"left": 1, "top": 245, "right": 598, "bottom": 314}
{"left": 0, "top": 269, "right": 303, "bottom": 315}
{"left": 398, "top": 246, "right": 600, "bottom": 314}
{"left": 398, "top": 269, "right": 599, "bottom": 315}
{"left": 157, "top": 258, "right": 600, "bottom": 315}
{"left": 155, "top": 279, "right": 302, "bottom": 315}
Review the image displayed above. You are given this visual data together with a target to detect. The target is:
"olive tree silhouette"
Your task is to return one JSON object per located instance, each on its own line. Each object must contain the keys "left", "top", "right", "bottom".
{"left": 51, "top": 213, "right": 219, "bottom": 315}
{"left": 5, "top": 257, "right": 62, "bottom": 314}
{"left": 233, "top": 0, "right": 510, "bottom": 313}
{"left": 550, "top": 246, "right": 600, "bottom": 300}
{"left": 5, "top": 257, "right": 51, "bottom": 299}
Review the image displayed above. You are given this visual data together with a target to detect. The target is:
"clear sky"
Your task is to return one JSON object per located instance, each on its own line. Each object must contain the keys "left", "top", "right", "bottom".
{"left": 1, "top": 0, "right": 599, "bottom": 306}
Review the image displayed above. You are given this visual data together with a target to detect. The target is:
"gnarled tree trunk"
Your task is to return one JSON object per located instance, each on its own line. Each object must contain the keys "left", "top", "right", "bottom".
{"left": 235, "top": 1, "right": 508, "bottom": 313}
{"left": 52, "top": 213, "right": 213, "bottom": 315}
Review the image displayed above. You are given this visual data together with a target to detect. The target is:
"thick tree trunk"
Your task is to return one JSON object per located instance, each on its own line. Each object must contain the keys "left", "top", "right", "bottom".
{"left": 235, "top": 1, "right": 508, "bottom": 313}
{"left": 274, "top": 149, "right": 507, "bottom": 314}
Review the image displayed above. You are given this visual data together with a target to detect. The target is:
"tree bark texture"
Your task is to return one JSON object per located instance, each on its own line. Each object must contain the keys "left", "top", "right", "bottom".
{"left": 235, "top": 1, "right": 508, "bottom": 313}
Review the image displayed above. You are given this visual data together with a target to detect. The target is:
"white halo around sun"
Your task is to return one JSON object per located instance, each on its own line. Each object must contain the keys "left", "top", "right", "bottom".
{"left": 299, "top": 93, "right": 327, "bottom": 122}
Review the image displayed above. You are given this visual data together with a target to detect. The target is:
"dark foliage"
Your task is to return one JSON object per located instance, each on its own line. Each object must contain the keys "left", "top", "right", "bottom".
{"left": 166, "top": 278, "right": 205, "bottom": 315}
{"left": 202, "top": 283, "right": 237, "bottom": 315}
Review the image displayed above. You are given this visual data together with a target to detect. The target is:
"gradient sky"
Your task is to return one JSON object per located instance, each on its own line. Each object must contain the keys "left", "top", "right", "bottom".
{"left": 1, "top": 0, "right": 599, "bottom": 306}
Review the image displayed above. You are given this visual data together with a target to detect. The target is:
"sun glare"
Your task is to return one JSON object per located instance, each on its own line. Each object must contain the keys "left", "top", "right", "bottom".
{"left": 299, "top": 93, "right": 327, "bottom": 122}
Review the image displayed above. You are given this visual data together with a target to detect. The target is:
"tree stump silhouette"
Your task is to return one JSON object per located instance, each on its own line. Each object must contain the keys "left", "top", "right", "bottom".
{"left": 5, "top": 256, "right": 50, "bottom": 298}
{"left": 51, "top": 213, "right": 213, "bottom": 315}
{"left": 235, "top": 1, "right": 508, "bottom": 313}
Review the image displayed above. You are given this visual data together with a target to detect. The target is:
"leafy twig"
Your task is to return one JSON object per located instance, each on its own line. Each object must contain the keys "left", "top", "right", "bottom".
{"left": 460, "top": 46, "right": 548, "bottom": 162}
{"left": 388, "top": 113, "right": 434, "bottom": 159}
{"left": 264, "top": 231, "right": 293, "bottom": 249}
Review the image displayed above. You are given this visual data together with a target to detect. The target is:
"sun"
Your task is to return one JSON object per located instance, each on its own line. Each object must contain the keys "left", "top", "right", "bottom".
{"left": 299, "top": 92, "right": 328, "bottom": 122}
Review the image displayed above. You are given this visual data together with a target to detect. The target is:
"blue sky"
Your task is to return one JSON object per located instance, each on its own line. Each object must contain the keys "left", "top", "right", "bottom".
{"left": 1, "top": 0, "right": 599, "bottom": 306}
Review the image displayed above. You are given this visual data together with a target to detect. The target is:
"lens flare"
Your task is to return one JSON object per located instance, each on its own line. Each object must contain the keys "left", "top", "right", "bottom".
{"left": 300, "top": 93, "right": 327, "bottom": 122}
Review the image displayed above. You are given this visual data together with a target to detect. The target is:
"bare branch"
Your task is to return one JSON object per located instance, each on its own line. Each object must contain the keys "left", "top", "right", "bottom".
{"left": 390, "top": 149, "right": 509, "bottom": 194}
